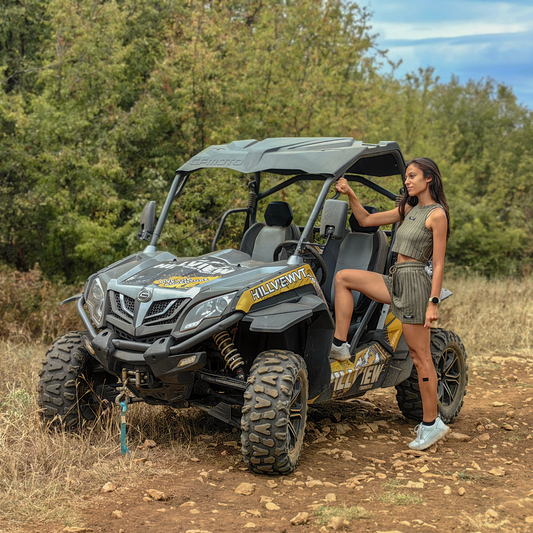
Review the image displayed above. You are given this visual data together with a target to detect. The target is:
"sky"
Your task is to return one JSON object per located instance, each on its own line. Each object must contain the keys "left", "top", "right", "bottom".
{"left": 366, "top": 0, "right": 533, "bottom": 110}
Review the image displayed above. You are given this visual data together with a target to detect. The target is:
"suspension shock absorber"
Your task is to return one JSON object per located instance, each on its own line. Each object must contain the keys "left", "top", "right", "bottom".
{"left": 213, "top": 330, "right": 245, "bottom": 381}
{"left": 247, "top": 186, "right": 257, "bottom": 212}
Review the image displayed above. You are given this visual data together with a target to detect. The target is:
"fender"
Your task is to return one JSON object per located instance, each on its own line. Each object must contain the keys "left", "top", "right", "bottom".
{"left": 242, "top": 294, "right": 334, "bottom": 401}
{"left": 241, "top": 294, "right": 328, "bottom": 333}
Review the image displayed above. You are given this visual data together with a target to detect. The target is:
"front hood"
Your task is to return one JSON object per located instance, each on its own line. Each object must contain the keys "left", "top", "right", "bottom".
{"left": 91, "top": 249, "right": 313, "bottom": 340}
{"left": 119, "top": 250, "right": 286, "bottom": 295}
{"left": 124, "top": 256, "right": 245, "bottom": 291}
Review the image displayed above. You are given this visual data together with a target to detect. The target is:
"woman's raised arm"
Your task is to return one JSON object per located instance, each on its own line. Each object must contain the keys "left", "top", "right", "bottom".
{"left": 335, "top": 178, "right": 401, "bottom": 227}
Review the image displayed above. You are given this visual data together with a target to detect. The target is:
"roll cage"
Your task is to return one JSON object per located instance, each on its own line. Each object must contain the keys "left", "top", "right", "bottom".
{"left": 144, "top": 138, "right": 407, "bottom": 263}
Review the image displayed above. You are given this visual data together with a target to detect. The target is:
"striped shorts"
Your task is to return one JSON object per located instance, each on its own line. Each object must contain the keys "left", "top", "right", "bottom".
{"left": 382, "top": 261, "right": 432, "bottom": 324}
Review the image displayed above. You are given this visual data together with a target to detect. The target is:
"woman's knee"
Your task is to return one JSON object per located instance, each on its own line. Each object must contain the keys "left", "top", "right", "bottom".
{"left": 336, "top": 268, "right": 367, "bottom": 284}
{"left": 335, "top": 269, "right": 355, "bottom": 288}
{"left": 410, "top": 348, "right": 432, "bottom": 370}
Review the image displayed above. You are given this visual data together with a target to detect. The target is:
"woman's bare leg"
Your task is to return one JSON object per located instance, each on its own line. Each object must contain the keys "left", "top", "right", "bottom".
{"left": 402, "top": 323, "right": 438, "bottom": 422}
{"left": 333, "top": 269, "right": 391, "bottom": 341}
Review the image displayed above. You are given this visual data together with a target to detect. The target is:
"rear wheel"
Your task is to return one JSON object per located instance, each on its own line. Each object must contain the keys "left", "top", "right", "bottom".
{"left": 37, "top": 332, "right": 116, "bottom": 429}
{"left": 241, "top": 350, "right": 308, "bottom": 475}
{"left": 395, "top": 328, "right": 468, "bottom": 423}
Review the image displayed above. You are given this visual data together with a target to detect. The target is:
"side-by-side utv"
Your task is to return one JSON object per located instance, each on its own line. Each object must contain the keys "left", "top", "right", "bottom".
{"left": 38, "top": 138, "right": 467, "bottom": 474}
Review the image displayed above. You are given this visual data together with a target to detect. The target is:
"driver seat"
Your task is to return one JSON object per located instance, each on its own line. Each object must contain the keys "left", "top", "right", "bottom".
{"left": 240, "top": 201, "right": 301, "bottom": 263}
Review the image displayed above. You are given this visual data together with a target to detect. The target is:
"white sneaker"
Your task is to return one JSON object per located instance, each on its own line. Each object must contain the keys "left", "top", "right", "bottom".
{"left": 329, "top": 342, "right": 351, "bottom": 362}
{"left": 409, "top": 416, "right": 450, "bottom": 450}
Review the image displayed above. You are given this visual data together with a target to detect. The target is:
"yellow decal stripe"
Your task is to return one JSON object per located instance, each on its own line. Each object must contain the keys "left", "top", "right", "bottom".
{"left": 385, "top": 312, "right": 403, "bottom": 350}
{"left": 236, "top": 264, "right": 317, "bottom": 313}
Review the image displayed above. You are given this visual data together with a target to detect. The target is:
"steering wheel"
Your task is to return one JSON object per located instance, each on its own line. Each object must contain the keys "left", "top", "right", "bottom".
{"left": 273, "top": 240, "right": 328, "bottom": 286}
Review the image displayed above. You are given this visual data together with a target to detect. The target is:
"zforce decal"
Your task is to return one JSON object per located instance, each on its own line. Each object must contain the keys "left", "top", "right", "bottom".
{"left": 330, "top": 342, "right": 391, "bottom": 398}
{"left": 153, "top": 276, "right": 220, "bottom": 289}
{"left": 236, "top": 264, "right": 317, "bottom": 313}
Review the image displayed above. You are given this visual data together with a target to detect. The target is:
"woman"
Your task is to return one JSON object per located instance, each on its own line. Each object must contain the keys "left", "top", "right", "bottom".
{"left": 331, "top": 157, "right": 450, "bottom": 451}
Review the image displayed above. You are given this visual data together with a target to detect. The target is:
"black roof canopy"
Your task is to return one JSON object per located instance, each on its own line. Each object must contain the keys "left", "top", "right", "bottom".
{"left": 178, "top": 137, "right": 406, "bottom": 179}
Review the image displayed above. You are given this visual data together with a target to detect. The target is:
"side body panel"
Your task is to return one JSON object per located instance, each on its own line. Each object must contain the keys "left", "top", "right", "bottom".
{"left": 311, "top": 312, "right": 413, "bottom": 404}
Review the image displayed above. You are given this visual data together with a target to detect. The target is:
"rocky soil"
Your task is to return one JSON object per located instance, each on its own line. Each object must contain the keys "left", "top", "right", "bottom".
{"left": 23, "top": 356, "right": 533, "bottom": 533}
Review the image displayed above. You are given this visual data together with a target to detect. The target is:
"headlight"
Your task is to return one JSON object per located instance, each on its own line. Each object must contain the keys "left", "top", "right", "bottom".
{"left": 86, "top": 278, "right": 105, "bottom": 326}
{"left": 180, "top": 292, "right": 236, "bottom": 332}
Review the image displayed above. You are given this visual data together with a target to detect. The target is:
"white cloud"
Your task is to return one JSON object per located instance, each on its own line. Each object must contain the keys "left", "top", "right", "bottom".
{"left": 367, "top": 0, "right": 533, "bottom": 108}
{"left": 374, "top": 21, "right": 529, "bottom": 41}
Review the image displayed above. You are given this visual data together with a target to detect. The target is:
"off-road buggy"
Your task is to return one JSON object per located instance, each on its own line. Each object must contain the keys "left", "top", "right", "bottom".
{"left": 38, "top": 138, "right": 467, "bottom": 475}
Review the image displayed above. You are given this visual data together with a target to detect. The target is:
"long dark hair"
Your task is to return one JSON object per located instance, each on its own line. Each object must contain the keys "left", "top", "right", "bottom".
{"left": 398, "top": 157, "right": 450, "bottom": 240}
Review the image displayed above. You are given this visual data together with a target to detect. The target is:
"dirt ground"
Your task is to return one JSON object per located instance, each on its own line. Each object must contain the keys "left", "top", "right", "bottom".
{"left": 30, "top": 355, "right": 533, "bottom": 533}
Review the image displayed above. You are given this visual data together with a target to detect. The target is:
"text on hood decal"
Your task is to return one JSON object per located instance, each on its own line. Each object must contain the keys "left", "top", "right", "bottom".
{"left": 153, "top": 275, "right": 220, "bottom": 289}
{"left": 236, "top": 264, "right": 317, "bottom": 313}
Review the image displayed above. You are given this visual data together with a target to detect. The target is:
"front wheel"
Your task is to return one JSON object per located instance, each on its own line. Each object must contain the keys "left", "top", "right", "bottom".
{"left": 395, "top": 328, "right": 468, "bottom": 424}
{"left": 241, "top": 350, "right": 308, "bottom": 475}
{"left": 37, "top": 332, "right": 116, "bottom": 429}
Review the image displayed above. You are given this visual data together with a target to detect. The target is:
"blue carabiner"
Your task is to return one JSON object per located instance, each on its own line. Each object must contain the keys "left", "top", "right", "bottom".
{"left": 120, "top": 401, "right": 130, "bottom": 455}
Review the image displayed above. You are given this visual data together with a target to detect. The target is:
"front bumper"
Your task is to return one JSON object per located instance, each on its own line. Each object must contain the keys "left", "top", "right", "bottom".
{"left": 78, "top": 294, "right": 243, "bottom": 382}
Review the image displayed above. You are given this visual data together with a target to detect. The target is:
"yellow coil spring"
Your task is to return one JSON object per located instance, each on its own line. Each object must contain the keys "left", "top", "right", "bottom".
{"left": 213, "top": 331, "right": 244, "bottom": 372}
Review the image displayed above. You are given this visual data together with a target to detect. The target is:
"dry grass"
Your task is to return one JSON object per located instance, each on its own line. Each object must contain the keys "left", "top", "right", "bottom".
{"left": 439, "top": 275, "right": 533, "bottom": 362}
{"left": 0, "top": 275, "right": 531, "bottom": 527}
{"left": 376, "top": 479, "right": 424, "bottom": 506}
{"left": 461, "top": 512, "right": 511, "bottom": 530}
{"left": 0, "top": 342, "right": 235, "bottom": 526}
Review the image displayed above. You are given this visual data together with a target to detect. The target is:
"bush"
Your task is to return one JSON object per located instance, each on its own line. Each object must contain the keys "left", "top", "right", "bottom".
{"left": 0, "top": 264, "right": 82, "bottom": 343}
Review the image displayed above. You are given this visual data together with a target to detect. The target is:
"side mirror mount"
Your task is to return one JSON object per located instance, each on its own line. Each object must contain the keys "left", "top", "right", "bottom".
{"left": 138, "top": 201, "right": 156, "bottom": 242}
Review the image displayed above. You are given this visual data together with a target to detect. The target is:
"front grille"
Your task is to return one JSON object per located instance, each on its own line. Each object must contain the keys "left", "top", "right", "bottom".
{"left": 107, "top": 291, "right": 134, "bottom": 324}
{"left": 123, "top": 294, "right": 135, "bottom": 314}
{"left": 143, "top": 298, "right": 187, "bottom": 326}
{"left": 107, "top": 293, "right": 120, "bottom": 319}
{"left": 145, "top": 299, "right": 176, "bottom": 317}
{"left": 106, "top": 291, "right": 189, "bottom": 331}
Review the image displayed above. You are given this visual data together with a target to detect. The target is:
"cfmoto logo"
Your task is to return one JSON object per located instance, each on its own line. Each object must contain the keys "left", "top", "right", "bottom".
{"left": 137, "top": 288, "right": 153, "bottom": 302}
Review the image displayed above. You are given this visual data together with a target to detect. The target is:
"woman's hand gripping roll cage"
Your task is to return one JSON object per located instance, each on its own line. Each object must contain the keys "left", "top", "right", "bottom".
{"left": 332, "top": 158, "right": 451, "bottom": 451}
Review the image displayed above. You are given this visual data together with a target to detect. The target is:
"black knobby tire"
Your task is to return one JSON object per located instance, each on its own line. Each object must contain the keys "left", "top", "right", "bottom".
{"left": 395, "top": 328, "right": 468, "bottom": 424}
{"left": 241, "top": 350, "right": 308, "bottom": 475}
{"left": 37, "top": 331, "right": 113, "bottom": 429}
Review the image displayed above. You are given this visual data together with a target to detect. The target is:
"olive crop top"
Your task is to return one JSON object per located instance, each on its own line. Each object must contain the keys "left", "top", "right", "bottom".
{"left": 391, "top": 204, "right": 445, "bottom": 263}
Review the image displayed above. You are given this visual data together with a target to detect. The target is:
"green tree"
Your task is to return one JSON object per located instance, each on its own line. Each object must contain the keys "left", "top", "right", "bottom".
{"left": 0, "top": 0, "right": 532, "bottom": 281}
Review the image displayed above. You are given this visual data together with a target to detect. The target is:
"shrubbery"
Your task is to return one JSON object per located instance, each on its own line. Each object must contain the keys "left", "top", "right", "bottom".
{"left": 0, "top": 0, "right": 532, "bottom": 281}
{"left": 0, "top": 264, "right": 81, "bottom": 343}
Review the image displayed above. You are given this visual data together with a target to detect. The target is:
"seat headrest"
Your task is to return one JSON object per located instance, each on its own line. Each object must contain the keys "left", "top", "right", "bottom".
{"left": 349, "top": 206, "right": 380, "bottom": 233}
{"left": 264, "top": 201, "right": 294, "bottom": 227}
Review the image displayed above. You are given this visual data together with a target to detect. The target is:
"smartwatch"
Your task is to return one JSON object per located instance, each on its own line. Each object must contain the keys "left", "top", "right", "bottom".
{"left": 429, "top": 296, "right": 440, "bottom": 304}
